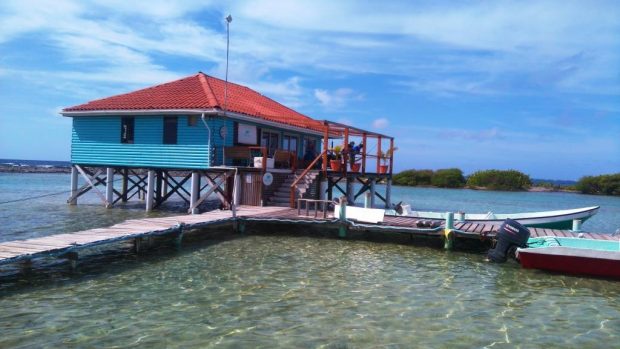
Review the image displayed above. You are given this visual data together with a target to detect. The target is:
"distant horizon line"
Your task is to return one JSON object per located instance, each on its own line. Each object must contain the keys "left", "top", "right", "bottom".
{"left": 3, "top": 157, "right": 615, "bottom": 183}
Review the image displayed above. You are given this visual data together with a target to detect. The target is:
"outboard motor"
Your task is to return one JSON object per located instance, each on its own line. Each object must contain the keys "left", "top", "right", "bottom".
{"left": 487, "top": 219, "right": 530, "bottom": 263}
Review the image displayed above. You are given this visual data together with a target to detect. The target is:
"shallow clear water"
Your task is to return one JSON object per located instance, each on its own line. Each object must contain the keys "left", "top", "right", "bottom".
{"left": 1, "top": 235, "right": 619, "bottom": 348}
{"left": 1, "top": 173, "right": 620, "bottom": 348}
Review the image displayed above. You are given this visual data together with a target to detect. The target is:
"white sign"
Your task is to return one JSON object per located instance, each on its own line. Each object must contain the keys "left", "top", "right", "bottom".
{"left": 263, "top": 172, "right": 274, "bottom": 186}
{"left": 237, "top": 123, "right": 257, "bottom": 145}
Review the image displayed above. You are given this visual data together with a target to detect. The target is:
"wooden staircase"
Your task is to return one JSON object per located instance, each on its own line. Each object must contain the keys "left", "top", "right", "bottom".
{"left": 267, "top": 170, "right": 320, "bottom": 207}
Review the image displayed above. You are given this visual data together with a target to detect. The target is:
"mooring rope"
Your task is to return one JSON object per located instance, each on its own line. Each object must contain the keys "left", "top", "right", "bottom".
{"left": 0, "top": 177, "right": 125, "bottom": 205}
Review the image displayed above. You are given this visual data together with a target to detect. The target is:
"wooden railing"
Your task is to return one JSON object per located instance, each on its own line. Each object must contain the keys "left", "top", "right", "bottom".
{"left": 290, "top": 149, "right": 327, "bottom": 208}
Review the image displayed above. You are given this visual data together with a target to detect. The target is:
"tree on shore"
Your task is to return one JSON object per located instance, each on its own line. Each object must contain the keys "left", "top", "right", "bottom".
{"left": 466, "top": 169, "right": 532, "bottom": 191}
{"left": 431, "top": 168, "right": 465, "bottom": 188}
{"left": 576, "top": 173, "right": 620, "bottom": 196}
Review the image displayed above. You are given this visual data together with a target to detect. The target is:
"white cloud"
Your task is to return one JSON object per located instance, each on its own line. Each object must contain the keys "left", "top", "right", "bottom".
{"left": 314, "top": 88, "right": 363, "bottom": 108}
{"left": 372, "top": 118, "right": 389, "bottom": 129}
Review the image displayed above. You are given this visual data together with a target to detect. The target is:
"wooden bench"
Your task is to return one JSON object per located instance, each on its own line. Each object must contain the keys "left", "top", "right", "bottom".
{"left": 224, "top": 146, "right": 251, "bottom": 166}
{"left": 273, "top": 150, "right": 292, "bottom": 168}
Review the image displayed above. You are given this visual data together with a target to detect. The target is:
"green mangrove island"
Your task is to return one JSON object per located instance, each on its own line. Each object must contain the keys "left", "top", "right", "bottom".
{"left": 393, "top": 169, "right": 620, "bottom": 196}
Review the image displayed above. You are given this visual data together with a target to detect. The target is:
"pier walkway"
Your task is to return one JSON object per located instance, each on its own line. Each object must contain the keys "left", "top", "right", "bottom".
{"left": 0, "top": 206, "right": 615, "bottom": 267}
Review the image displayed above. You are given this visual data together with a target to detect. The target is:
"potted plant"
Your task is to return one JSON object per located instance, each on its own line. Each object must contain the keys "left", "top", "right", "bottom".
{"left": 379, "top": 147, "right": 397, "bottom": 174}
{"left": 329, "top": 145, "right": 343, "bottom": 171}
{"left": 348, "top": 141, "right": 363, "bottom": 172}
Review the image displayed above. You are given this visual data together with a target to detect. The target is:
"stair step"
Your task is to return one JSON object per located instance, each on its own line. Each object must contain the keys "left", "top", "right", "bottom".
{"left": 269, "top": 197, "right": 291, "bottom": 203}
{"left": 268, "top": 202, "right": 291, "bottom": 207}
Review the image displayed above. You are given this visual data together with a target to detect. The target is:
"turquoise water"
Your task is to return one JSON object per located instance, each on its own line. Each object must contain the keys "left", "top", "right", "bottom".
{"left": 1, "top": 173, "right": 620, "bottom": 348}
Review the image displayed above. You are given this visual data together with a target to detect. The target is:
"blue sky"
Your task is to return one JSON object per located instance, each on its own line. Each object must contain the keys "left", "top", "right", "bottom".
{"left": 0, "top": 0, "right": 618, "bottom": 180}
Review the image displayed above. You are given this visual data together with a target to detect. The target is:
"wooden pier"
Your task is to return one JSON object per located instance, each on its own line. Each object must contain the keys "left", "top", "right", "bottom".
{"left": 0, "top": 205, "right": 615, "bottom": 269}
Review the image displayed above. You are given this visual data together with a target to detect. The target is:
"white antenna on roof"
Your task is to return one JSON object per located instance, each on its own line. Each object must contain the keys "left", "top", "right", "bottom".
{"left": 224, "top": 14, "right": 232, "bottom": 115}
{"left": 220, "top": 14, "right": 233, "bottom": 166}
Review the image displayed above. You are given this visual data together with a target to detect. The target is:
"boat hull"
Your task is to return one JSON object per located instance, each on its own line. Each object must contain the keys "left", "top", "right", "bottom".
{"left": 399, "top": 206, "right": 599, "bottom": 230}
{"left": 518, "top": 246, "right": 620, "bottom": 279}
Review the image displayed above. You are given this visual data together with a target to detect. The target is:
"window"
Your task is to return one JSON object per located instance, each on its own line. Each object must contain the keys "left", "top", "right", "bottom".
{"left": 121, "top": 117, "right": 134, "bottom": 144}
{"left": 260, "top": 130, "right": 279, "bottom": 156}
{"left": 283, "top": 135, "right": 298, "bottom": 154}
{"left": 187, "top": 115, "right": 198, "bottom": 127}
{"left": 163, "top": 116, "right": 178, "bottom": 144}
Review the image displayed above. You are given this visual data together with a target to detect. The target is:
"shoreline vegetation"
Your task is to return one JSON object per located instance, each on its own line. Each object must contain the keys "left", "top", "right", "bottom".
{"left": 2, "top": 163, "right": 619, "bottom": 197}
{"left": 393, "top": 168, "right": 620, "bottom": 197}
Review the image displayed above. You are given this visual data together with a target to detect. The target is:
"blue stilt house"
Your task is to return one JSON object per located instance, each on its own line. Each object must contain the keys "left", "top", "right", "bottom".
{"left": 62, "top": 72, "right": 394, "bottom": 212}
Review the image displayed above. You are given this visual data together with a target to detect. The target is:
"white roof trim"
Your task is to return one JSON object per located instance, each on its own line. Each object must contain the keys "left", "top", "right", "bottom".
{"left": 61, "top": 108, "right": 325, "bottom": 137}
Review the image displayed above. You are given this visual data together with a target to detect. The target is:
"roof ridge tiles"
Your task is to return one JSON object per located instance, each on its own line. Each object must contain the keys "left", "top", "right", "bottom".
{"left": 197, "top": 72, "right": 220, "bottom": 108}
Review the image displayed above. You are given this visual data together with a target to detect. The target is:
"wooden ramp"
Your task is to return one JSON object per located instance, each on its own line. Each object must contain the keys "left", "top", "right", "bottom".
{"left": 0, "top": 206, "right": 288, "bottom": 265}
{"left": 0, "top": 206, "right": 614, "bottom": 267}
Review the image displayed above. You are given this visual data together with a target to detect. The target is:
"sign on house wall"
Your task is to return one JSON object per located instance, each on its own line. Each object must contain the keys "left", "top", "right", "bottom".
{"left": 237, "top": 123, "right": 257, "bottom": 145}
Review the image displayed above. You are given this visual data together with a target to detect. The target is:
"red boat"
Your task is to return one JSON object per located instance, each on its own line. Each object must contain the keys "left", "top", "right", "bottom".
{"left": 517, "top": 237, "right": 620, "bottom": 279}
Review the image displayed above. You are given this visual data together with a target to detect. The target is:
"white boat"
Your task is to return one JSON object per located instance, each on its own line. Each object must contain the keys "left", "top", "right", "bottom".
{"left": 388, "top": 205, "right": 600, "bottom": 229}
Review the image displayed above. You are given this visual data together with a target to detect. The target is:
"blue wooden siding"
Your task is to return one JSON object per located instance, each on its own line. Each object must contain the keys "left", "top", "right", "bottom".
{"left": 72, "top": 116, "right": 211, "bottom": 169}
{"left": 71, "top": 115, "right": 320, "bottom": 169}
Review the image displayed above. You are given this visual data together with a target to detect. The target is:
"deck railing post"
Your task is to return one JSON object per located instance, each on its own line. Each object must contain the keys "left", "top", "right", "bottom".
{"left": 572, "top": 219, "right": 582, "bottom": 232}
{"left": 361, "top": 133, "right": 367, "bottom": 174}
{"left": 146, "top": 170, "right": 155, "bottom": 212}
{"left": 69, "top": 166, "right": 78, "bottom": 205}
{"left": 105, "top": 167, "right": 114, "bottom": 208}
{"left": 444, "top": 212, "right": 455, "bottom": 250}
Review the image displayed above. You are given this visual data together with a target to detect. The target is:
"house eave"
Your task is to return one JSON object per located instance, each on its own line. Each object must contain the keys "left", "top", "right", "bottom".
{"left": 61, "top": 109, "right": 325, "bottom": 137}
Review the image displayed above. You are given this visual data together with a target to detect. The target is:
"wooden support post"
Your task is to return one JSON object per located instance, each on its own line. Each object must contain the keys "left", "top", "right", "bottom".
{"left": 364, "top": 191, "right": 371, "bottom": 208}
{"left": 121, "top": 168, "right": 129, "bottom": 202}
{"left": 190, "top": 171, "right": 200, "bottom": 214}
{"left": 134, "top": 237, "right": 142, "bottom": 253}
{"left": 146, "top": 170, "right": 155, "bottom": 212}
{"left": 343, "top": 127, "right": 349, "bottom": 174}
{"left": 322, "top": 125, "right": 329, "bottom": 174}
{"left": 175, "top": 223, "right": 185, "bottom": 250}
{"left": 385, "top": 179, "right": 392, "bottom": 208}
{"left": 370, "top": 179, "right": 376, "bottom": 207}
{"left": 376, "top": 136, "right": 382, "bottom": 174}
{"left": 572, "top": 219, "right": 582, "bottom": 232}
{"left": 155, "top": 170, "right": 163, "bottom": 205}
{"left": 60, "top": 251, "right": 79, "bottom": 271}
{"left": 389, "top": 138, "right": 394, "bottom": 176}
{"left": 20, "top": 258, "right": 33, "bottom": 275}
{"left": 105, "top": 167, "right": 114, "bottom": 208}
{"left": 233, "top": 172, "right": 241, "bottom": 206}
{"left": 69, "top": 166, "right": 78, "bottom": 205}
{"left": 444, "top": 212, "right": 455, "bottom": 250}
{"left": 161, "top": 172, "right": 168, "bottom": 198}
{"left": 361, "top": 133, "right": 367, "bottom": 174}
{"left": 319, "top": 179, "right": 328, "bottom": 200}
{"left": 338, "top": 196, "right": 348, "bottom": 238}
{"left": 346, "top": 178, "right": 354, "bottom": 205}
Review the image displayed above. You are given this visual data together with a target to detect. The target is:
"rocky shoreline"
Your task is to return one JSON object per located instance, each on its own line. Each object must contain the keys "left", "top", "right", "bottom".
{"left": 0, "top": 164, "right": 71, "bottom": 174}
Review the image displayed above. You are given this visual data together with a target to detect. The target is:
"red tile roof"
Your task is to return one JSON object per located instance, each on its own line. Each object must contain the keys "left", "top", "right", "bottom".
{"left": 63, "top": 72, "right": 325, "bottom": 132}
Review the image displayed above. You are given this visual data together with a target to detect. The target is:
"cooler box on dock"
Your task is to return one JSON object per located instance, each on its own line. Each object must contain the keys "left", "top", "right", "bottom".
{"left": 253, "top": 157, "right": 274, "bottom": 169}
